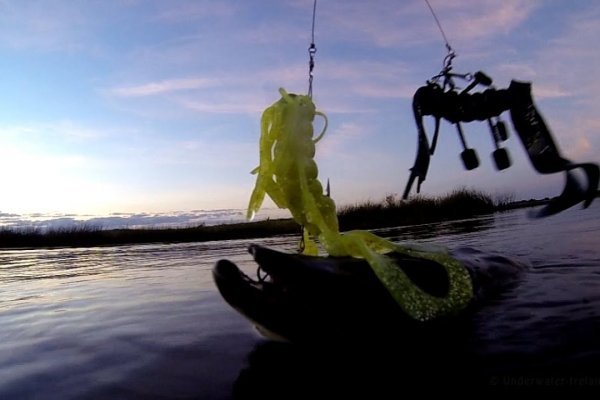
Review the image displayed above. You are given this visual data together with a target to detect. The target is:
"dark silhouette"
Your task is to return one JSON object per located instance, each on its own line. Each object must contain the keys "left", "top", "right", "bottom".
{"left": 213, "top": 244, "right": 526, "bottom": 343}
{"left": 403, "top": 55, "right": 599, "bottom": 218}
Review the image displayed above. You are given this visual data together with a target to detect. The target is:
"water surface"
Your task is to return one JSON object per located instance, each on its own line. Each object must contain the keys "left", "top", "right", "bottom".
{"left": 1, "top": 204, "right": 599, "bottom": 397}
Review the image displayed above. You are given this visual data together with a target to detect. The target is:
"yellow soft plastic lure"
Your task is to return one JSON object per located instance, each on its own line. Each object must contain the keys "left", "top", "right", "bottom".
{"left": 248, "top": 88, "right": 473, "bottom": 321}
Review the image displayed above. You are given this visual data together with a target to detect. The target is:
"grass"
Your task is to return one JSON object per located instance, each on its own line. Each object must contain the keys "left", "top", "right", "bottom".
{"left": 337, "top": 188, "right": 512, "bottom": 230}
{"left": 0, "top": 189, "right": 533, "bottom": 249}
{"left": 0, "top": 219, "right": 301, "bottom": 249}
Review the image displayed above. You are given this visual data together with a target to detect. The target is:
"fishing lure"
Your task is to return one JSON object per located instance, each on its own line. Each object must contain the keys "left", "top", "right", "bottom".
{"left": 247, "top": 88, "right": 473, "bottom": 321}
{"left": 247, "top": 88, "right": 335, "bottom": 254}
{"left": 404, "top": 68, "right": 599, "bottom": 218}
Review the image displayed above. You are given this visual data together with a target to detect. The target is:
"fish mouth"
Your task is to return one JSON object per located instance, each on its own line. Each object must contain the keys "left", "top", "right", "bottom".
{"left": 212, "top": 245, "right": 383, "bottom": 341}
{"left": 213, "top": 244, "right": 528, "bottom": 343}
{"left": 213, "top": 244, "right": 455, "bottom": 342}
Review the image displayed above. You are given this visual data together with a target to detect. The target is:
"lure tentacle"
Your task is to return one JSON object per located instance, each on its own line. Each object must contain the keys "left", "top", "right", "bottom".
{"left": 312, "top": 111, "right": 328, "bottom": 143}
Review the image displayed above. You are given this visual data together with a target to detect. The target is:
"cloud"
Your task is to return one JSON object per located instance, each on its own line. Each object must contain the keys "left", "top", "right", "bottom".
{"left": 314, "top": 0, "right": 539, "bottom": 49}
{"left": 178, "top": 97, "right": 264, "bottom": 115}
{"left": 558, "top": 118, "right": 600, "bottom": 161}
{"left": 319, "top": 61, "right": 416, "bottom": 97}
{"left": 523, "top": 3, "right": 600, "bottom": 163}
{"left": 0, "top": 1, "right": 94, "bottom": 52}
{"left": 236, "top": 20, "right": 306, "bottom": 45}
{"left": 318, "top": 121, "right": 371, "bottom": 156}
{"left": 104, "top": 64, "right": 314, "bottom": 118}
{"left": 546, "top": 7, "right": 600, "bottom": 97}
{"left": 97, "top": 0, "right": 545, "bottom": 129}
{"left": 0, "top": 209, "right": 253, "bottom": 231}
{"left": 151, "top": 1, "right": 236, "bottom": 22}
{"left": 435, "top": 0, "right": 539, "bottom": 43}
{"left": 109, "top": 77, "right": 219, "bottom": 97}
{"left": 570, "top": 135, "right": 591, "bottom": 158}
{"left": 151, "top": 138, "right": 256, "bottom": 170}
{"left": 316, "top": 1, "right": 424, "bottom": 48}
{"left": 0, "top": 121, "right": 127, "bottom": 146}
{"left": 531, "top": 85, "right": 572, "bottom": 100}
{"left": 495, "top": 63, "right": 538, "bottom": 80}
{"left": 0, "top": 1, "right": 238, "bottom": 54}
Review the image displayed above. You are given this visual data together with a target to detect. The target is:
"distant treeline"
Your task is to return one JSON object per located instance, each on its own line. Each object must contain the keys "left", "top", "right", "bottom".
{"left": 0, "top": 219, "right": 300, "bottom": 249}
{"left": 0, "top": 189, "right": 553, "bottom": 249}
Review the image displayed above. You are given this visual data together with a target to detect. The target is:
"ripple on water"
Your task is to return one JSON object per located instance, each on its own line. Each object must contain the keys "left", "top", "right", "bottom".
{"left": 0, "top": 205, "right": 599, "bottom": 397}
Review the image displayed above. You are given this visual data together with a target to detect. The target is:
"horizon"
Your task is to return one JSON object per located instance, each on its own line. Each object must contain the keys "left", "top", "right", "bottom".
{"left": 2, "top": 190, "right": 587, "bottom": 232}
{"left": 0, "top": 206, "right": 292, "bottom": 231}
{"left": 1, "top": 0, "right": 599, "bottom": 216}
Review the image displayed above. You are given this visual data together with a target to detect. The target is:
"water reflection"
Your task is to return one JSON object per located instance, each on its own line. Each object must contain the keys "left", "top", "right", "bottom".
{"left": 374, "top": 214, "right": 496, "bottom": 242}
{"left": 231, "top": 206, "right": 600, "bottom": 395}
{"left": 0, "top": 205, "right": 598, "bottom": 398}
{"left": 233, "top": 335, "right": 495, "bottom": 397}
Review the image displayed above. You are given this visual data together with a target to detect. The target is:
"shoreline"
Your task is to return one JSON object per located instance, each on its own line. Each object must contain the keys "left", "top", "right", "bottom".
{"left": 0, "top": 191, "right": 558, "bottom": 250}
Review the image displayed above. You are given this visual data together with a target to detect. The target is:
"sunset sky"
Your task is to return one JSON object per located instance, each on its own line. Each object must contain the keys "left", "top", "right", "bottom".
{"left": 0, "top": 0, "right": 598, "bottom": 218}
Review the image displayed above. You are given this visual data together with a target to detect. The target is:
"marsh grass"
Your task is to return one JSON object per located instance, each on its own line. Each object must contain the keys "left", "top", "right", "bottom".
{"left": 0, "top": 189, "right": 532, "bottom": 249}
{"left": 0, "top": 219, "right": 300, "bottom": 249}
{"left": 337, "top": 188, "right": 511, "bottom": 230}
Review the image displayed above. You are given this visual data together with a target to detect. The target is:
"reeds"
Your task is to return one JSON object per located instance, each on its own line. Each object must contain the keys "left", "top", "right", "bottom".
{"left": 337, "top": 188, "right": 510, "bottom": 230}
{"left": 0, "top": 189, "right": 526, "bottom": 249}
{"left": 0, "top": 219, "right": 299, "bottom": 249}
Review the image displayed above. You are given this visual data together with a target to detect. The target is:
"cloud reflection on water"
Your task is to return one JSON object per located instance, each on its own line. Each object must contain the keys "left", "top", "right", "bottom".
{"left": 0, "top": 208, "right": 291, "bottom": 231}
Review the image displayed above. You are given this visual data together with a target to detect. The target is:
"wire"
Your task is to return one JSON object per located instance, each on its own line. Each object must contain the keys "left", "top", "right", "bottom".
{"left": 310, "top": 0, "right": 317, "bottom": 45}
{"left": 423, "top": 0, "right": 453, "bottom": 52}
{"left": 308, "top": 0, "right": 318, "bottom": 97}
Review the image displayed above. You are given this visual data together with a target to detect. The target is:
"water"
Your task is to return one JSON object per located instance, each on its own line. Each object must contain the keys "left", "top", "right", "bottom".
{"left": 0, "top": 204, "right": 599, "bottom": 397}
{"left": 0, "top": 207, "right": 290, "bottom": 231}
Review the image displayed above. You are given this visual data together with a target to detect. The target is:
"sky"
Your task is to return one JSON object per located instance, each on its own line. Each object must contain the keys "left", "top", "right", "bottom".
{"left": 0, "top": 0, "right": 598, "bottom": 221}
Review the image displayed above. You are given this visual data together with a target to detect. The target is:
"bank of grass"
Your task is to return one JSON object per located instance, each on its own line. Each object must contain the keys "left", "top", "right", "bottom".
{"left": 0, "top": 219, "right": 301, "bottom": 249}
{"left": 0, "top": 189, "right": 517, "bottom": 249}
{"left": 338, "top": 188, "right": 513, "bottom": 231}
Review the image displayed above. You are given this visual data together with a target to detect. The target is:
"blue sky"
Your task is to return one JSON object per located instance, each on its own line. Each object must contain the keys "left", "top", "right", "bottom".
{"left": 0, "top": 0, "right": 598, "bottom": 218}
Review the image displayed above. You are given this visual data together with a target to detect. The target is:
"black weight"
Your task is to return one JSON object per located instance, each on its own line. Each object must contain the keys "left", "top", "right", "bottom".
{"left": 492, "top": 148, "right": 511, "bottom": 170}
{"left": 461, "top": 148, "right": 480, "bottom": 170}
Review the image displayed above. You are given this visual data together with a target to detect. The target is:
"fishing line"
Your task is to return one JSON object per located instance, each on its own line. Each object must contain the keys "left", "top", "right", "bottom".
{"left": 423, "top": 0, "right": 453, "bottom": 53}
{"left": 308, "top": 0, "right": 318, "bottom": 98}
{"left": 300, "top": 0, "right": 319, "bottom": 253}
